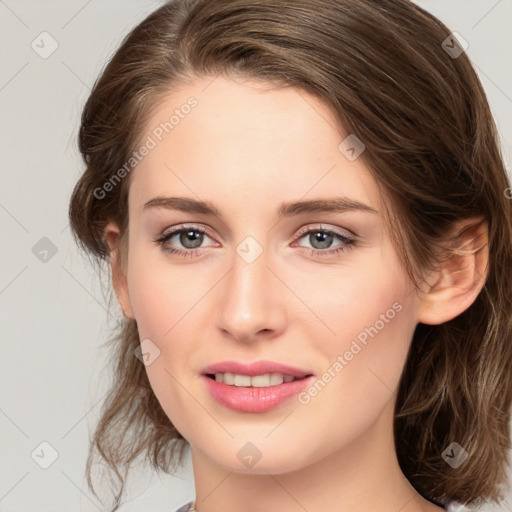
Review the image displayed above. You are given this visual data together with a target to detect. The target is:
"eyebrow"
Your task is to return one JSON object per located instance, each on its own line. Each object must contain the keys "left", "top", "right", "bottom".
{"left": 142, "top": 196, "right": 378, "bottom": 218}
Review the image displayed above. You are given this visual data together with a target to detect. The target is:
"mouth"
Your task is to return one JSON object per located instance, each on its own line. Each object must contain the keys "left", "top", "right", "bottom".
{"left": 204, "top": 372, "right": 312, "bottom": 387}
{"left": 201, "top": 359, "right": 314, "bottom": 380}
{"left": 200, "top": 360, "right": 315, "bottom": 413}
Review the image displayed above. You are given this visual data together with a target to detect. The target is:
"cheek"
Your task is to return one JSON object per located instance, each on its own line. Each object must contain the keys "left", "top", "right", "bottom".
{"left": 126, "top": 245, "right": 200, "bottom": 339}
{"left": 300, "top": 252, "right": 415, "bottom": 400}
{"left": 126, "top": 257, "right": 201, "bottom": 433}
{"left": 296, "top": 253, "right": 411, "bottom": 350}
{"left": 125, "top": 247, "right": 205, "bottom": 408}
{"left": 294, "top": 292, "right": 413, "bottom": 450}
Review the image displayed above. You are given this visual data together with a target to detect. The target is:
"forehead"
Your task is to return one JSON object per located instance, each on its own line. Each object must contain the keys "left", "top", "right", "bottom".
{"left": 128, "top": 75, "right": 383, "bottom": 220}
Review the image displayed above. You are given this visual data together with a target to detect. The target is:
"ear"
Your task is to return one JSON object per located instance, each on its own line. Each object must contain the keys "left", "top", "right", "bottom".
{"left": 104, "top": 221, "right": 135, "bottom": 320}
{"left": 415, "top": 217, "right": 489, "bottom": 325}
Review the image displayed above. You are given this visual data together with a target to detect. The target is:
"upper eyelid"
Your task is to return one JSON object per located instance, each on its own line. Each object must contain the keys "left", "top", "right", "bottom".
{"left": 162, "top": 223, "right": 216, "bottom": 240}
{"left": 295, "top": 224, "right": 354, "bottom": 238}
{"left": 160, "top": 223, "right": 355, "bottom": 243}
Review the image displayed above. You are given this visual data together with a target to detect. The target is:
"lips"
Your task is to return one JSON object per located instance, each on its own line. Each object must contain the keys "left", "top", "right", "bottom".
{"left": 201, "top": 360, "right": 315, "bottom": 413}
{"left": 202, "top": 374, "right": 315, "bottom": 413}
{"left": 201, "top": 360, "right": 314, "bottom": 378}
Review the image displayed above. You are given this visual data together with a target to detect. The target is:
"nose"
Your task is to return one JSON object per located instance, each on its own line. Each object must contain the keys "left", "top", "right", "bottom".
{"left": 216, "top": 241, "right": 287, "bottom": 343}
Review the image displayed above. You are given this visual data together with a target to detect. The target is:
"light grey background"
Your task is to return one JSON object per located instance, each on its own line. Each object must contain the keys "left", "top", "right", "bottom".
{"left": 0, "top": 1, "right": 511, "bottom": 511}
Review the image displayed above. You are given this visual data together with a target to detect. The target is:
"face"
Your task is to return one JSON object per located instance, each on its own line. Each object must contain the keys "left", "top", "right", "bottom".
{"left": 117, "top": 75, "right": 421, "bottom": 474}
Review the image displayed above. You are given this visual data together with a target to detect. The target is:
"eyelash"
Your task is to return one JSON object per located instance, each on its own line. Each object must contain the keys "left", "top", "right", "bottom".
{"left": 154, "top": 223, "right": 357, "bottom": 259}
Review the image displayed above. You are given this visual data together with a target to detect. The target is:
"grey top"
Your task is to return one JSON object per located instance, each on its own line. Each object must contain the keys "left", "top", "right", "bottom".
{"left": 174, "top": 500, "right": 469, "bottom": 511}
{"left": 175, "top": 502, "right": 193, "bottom": 512}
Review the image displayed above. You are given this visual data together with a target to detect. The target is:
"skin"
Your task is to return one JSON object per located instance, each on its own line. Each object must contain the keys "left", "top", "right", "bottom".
{"left": 104, "top": 75, "right": 488, "bottom": 512}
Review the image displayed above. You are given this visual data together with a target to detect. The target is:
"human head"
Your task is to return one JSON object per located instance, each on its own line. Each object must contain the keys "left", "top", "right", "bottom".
{"left": 68, "top": 0, "right": 512, "bottom": 510}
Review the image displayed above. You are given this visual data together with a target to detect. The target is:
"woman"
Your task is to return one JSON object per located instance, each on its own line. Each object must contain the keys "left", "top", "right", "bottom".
{"left": 68, "top": 1, "right": 512, "bottom": 511}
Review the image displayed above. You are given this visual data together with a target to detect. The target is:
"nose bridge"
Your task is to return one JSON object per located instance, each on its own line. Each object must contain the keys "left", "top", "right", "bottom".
{"left": 217, "top": 234, "right": 285, "bottom": 341}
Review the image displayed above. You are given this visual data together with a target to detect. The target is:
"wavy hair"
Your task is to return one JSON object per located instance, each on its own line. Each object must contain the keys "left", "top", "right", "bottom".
{"left": 68, "top": 0, "right": 512, "bottom": 510}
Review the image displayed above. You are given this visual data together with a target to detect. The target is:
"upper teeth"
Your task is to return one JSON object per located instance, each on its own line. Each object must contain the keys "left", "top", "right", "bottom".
{"left": 214, "top": 372, "right": 296, "bottom": 387}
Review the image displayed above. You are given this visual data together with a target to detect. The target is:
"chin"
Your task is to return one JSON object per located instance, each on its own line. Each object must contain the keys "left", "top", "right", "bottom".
{"left": 200, "top": 438, "right": 319, "bottom": 476}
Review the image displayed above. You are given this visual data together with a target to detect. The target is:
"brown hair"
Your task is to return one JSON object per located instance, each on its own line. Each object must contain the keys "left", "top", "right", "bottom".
{"left": 68, "top": 0, "right": 512, "bottom": 510}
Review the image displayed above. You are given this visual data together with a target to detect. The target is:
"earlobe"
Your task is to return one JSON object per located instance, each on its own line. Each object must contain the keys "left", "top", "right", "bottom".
{"left": 104, "top": 221, "right": 135, "bottom": 320}
{"left": 415, "top": 218, "right": 489, "bottom": 326}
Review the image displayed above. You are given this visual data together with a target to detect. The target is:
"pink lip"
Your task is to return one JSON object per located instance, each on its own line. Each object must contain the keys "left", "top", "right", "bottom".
{"left": 202, "top": 375, "right": 315, "bottom": 413}
{"left": 201, "top": 360, "right": 315, "bottom": 413}
{"left": 201, "top": 360, "right": 314, "bottom": 378}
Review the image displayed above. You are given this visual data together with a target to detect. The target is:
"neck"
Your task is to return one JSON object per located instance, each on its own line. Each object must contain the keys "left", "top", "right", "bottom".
{"left": 189, "top": 400, "right": 443, "bottom": 512}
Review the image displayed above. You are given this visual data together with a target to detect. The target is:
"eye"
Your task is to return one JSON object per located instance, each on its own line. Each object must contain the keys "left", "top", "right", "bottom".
{"left": 292, "top": 224, "right": 357, "bottom": 257}
{"left": 154, "top": 224, "right": 217, "bottom": 258}
{"left": 154, "top": 223, "right": 357, "bottom": 258}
